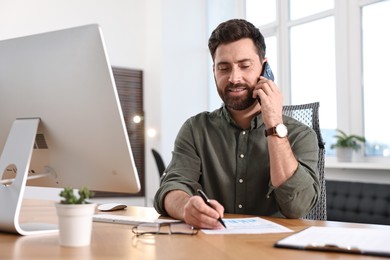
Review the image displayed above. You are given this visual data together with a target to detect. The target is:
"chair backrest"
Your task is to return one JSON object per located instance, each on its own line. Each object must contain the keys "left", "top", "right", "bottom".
{"left": 282, "top": 102, "right": 326, "bottom": 220}
{"left": 151, "top": 149, "right": 166, "bottom": 177}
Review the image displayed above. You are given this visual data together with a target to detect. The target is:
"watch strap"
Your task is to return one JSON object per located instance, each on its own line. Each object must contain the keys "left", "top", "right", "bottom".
{"left": 264, "top": 127, "right": 277, "bottom": 137}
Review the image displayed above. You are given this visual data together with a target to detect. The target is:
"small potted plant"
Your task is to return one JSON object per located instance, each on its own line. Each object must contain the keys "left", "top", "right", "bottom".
{"left": 330, "top": 129, "right": 366, "bottom": 162}
{"left": 55, "top": 187, "right": 96, "bottom": 247}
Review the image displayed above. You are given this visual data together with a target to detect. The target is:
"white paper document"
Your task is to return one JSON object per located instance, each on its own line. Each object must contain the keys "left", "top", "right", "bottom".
{"left": 201, "top": 217, "right": 293, "bottom": 235}
{"left": 275, "top": 226, "right": 390, "bottom": 257}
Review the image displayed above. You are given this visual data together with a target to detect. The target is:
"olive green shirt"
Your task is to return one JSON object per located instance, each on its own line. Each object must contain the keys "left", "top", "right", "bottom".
{"left": 154, "top": 105, "right": 320, "bottom": 218}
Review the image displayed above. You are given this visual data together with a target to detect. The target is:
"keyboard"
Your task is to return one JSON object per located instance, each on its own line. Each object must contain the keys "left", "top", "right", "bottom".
{"left": 93, "top": 214, "right": 181, "bottom": 225}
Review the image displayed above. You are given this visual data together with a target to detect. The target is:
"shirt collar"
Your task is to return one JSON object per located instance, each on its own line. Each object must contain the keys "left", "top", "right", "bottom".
{"left": 221, "top": 104, "right": 264, "bottom": 130}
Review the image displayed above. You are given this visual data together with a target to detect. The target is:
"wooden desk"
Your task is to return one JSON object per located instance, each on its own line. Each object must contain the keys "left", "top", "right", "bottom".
{"left": 1, "top": 200, "right": 388, "bottom": 259}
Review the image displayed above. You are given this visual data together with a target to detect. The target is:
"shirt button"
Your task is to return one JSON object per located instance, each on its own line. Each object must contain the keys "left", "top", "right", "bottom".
{"left": 239, "top": 179, "right": 244, "bottom": 183}
{"left": 240, "top": 154, "right": 244, "bottom": 158}
{"left": 238, "top": 204, "right": 243, "bottom": 209}
{"left": 242, "top": 131, "right": 246, "bottom": 135}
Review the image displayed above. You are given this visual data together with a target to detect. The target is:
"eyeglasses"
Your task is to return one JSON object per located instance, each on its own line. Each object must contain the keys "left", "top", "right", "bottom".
{"left": 132, "top": 222, "right": 198, "bottom": 236}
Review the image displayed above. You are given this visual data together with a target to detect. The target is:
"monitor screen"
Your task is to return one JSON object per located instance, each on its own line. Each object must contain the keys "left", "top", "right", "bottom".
{"left": 0, "top": 24, "right": 141, "bottom": 234}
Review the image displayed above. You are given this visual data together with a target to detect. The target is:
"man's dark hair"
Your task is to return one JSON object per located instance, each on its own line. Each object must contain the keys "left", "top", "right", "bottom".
{"left": 208, "top": 19, "right": 266, "bottom": 61}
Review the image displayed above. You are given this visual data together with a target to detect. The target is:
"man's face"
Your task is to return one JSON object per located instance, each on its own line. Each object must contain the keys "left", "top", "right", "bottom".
{"left": 213, "top": 38, "right": 263, "bottom": 111}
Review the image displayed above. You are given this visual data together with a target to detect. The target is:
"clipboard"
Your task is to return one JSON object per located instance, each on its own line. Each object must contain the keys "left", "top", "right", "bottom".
{"left": 274, "top": 226, "right": 390, "bottom": 257}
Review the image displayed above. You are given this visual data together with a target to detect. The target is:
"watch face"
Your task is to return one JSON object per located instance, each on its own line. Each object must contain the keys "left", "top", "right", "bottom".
{"left": 276, "top": 124, "right": 288, "bottom": 138}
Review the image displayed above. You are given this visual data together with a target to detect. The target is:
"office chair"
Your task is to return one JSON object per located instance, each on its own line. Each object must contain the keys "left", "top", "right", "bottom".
{"left": 151, "top": 149, "right": 166, "bottom": 177}
{"left": 282, "top": 102, "right": 327, "bottom": 221}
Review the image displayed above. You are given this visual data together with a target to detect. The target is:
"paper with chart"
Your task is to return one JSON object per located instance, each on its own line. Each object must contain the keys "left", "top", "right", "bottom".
{"left": 201, "top": 217, "right": 293, "bottom": 234}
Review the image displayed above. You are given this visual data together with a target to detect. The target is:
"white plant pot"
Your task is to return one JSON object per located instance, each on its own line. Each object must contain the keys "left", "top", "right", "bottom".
{"left": 336, "top": 148, "right": 353, "bottom": 162}
{"left": 55, "top": 203, "right": 96, "bottom": 247}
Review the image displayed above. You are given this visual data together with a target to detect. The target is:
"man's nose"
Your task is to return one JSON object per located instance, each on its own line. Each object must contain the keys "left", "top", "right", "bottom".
{"left": 228, "top": 68, "right": 242, "bottom": 83}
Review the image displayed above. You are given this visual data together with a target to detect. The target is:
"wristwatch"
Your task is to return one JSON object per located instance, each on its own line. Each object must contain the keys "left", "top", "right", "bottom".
{"left": 264, "top": 123, "right": 288, "bottom": 138}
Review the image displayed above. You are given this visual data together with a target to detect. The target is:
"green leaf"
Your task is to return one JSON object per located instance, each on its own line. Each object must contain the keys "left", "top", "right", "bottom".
{"left": 331, "top": 129, "right": 366, "bottom": 151}
{"left": 59, "top": 187, "right": 94, "bottom": 204}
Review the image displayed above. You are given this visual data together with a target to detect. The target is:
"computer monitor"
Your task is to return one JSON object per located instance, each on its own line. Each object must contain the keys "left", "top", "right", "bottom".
{"left": 0, "top": 24, "right": 141, "bottom": 235}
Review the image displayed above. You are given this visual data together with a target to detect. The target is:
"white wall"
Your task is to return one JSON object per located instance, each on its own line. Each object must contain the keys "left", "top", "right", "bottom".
{"left": 160, "top": 0, "right": 209, "bottom": 163}
{"left": 0, "top": 0, "right": 147, "bottom": 67}
{"left": 0, "top": 0, "right": 214, "bottom": 205}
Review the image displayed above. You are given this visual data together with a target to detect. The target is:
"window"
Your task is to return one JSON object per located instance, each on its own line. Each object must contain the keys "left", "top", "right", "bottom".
{"left": 289, "top": 7, "right": 337, "bottom": 156}
{"left": 290, "top": 0, "right": 333, "bottom": 19}
{"left": 246, "top": 0, "right": 276, "bottom": 26}
{"left": 290, "top": 16, "right": 337, "bottom": 133}
{"left": 243, "top": 0, "right": 390, "bottom": 161}
{"left": 362, "top": 1, "right": 390, "bottom": 157}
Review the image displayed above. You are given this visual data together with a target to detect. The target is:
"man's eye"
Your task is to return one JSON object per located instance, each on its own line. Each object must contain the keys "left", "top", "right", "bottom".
{"left": 240, "top": 63, "right": 251, "bottom": 69}
{"left": 218, "top": 66, "right": 230, "bottom": 71}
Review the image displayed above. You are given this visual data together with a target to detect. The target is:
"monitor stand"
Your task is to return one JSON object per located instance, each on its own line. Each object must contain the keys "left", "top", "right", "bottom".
{"left": 0, "top": 118, "right": 58, "bottom": 235}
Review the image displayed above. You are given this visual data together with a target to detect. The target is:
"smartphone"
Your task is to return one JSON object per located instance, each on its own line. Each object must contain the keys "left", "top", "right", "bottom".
{"left": 260, "top": 61, "right": 274, "bottom": 81}
{"left": 257, "top": 62, "right": 274, "bottom": 104}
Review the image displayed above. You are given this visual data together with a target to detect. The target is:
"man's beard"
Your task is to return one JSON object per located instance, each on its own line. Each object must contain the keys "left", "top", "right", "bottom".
{"left": 220, "top": 83, "right": 257, "bottom": 111}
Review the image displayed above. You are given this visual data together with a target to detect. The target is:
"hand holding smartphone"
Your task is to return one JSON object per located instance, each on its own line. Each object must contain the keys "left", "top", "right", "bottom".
{"left": 257, "top": 62, "right": 274, "bottom": 104}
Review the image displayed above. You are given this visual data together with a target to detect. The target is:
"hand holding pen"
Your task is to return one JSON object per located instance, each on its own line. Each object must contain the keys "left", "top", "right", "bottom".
{"left": 197, "top": 189, "right": 227, "bottom": 229}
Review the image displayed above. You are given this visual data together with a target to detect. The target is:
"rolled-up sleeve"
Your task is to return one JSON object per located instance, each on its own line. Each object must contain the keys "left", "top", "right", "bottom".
{"left": 153, "top": 119, "right": 202, "bottom": 215}
{"left": 272, "top": 125, "right": 320, "bottom": 218}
